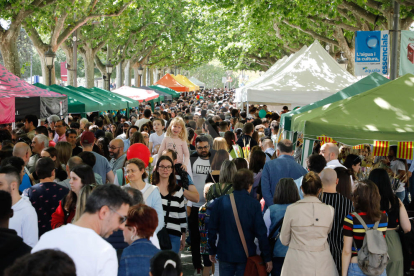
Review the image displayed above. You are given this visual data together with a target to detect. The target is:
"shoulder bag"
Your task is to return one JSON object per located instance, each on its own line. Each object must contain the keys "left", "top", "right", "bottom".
{"left": 157, "top": 193, "right": 172, "bottom": 250}
{"left": 268, "top": 216, "right": 284, "bottom": 253}
{"left": 229, "top": 193, "right": 268, "bottom": 276}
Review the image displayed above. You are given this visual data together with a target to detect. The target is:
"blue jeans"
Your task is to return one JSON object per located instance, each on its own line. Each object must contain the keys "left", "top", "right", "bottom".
{"left": 219, "top": 261, "right": 245, "bottom": 276}
{"left": 396, "top": 190, "right": 405, "bottom": 202}
{"left": 169, "top": 234, "right": 181, "bottom": 254}
{"left": 347, "top": 263, "right": 387, "bottom": 276}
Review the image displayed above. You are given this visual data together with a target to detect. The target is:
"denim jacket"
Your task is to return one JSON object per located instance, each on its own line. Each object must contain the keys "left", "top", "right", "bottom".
{"left": 268, "top": 204, "right": 290, "bottom": 257}
{"left": 118, "top": 239, "right": 160, "bottom": 276}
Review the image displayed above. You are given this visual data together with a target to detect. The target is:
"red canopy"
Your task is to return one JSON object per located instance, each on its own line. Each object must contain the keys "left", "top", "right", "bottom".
{"left": 154, "top": 73, "right": 189, "bottom": 92}
{"left": 112, "top": 86, "right": 159, "bottom": 102}
{"left": 0, "top": 64, "right": 67, "bottom": 124}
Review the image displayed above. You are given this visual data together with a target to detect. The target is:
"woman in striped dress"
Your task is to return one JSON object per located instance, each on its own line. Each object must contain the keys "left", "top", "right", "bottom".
{"left": 153, "top": 155, "right": 187, "bottom": 254}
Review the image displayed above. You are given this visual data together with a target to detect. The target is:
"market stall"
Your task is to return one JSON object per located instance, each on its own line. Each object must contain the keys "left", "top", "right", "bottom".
{"left": 172, "top": 75, "right": 199, "bottom": 91}
{"left": 140, "top": 86, "right": 172, "bottom": 101}
{"left": 0, "top": 64, "right": 68, "bottom": 123}
{"left": 112, "top": 86, "right": 159, "bottom": 102}
{"left": 149, "top": 85, "right": 180, "bottom": 99}
{"left": 189, "top": 77, "right": 205, "bottom": 89}
{"left": 154, "top": 74, "right": 189, "bottom": 92}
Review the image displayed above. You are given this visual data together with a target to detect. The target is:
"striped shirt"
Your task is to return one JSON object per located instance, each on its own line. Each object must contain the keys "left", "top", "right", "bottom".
{"left": 343, "top": 211, "right": 388, "bottom": 257}
{"left": 321, "top": 192, "right": 353, "bottom": 272}
{"left": 160, "top": 187, "right": 187, "bottom": 237}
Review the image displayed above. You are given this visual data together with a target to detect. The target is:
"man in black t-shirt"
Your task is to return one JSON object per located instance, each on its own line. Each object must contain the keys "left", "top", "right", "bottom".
{"left": 66, "top": 129, "right": 82, "bottom": 156}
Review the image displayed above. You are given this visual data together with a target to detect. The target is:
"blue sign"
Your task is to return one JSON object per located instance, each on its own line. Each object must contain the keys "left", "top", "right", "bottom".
{"left": 355, "top": 31, "right": 389, "bottom": 76}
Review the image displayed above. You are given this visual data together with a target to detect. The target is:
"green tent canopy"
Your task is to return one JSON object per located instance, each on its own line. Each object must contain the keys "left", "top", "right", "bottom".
{"left": 91, "top": 87, "right": 139, "bottom": 108}
{"left": 280, "top": 73, "right": 391, "bottom": 131}
{"left": 150, "top": 85, "right": 180, "bottom": 98}
{"left": 67, "top": 85, "right": 120, "bottom": 110}
{"left": 291, "top": 74, "right": 414, "bottom": 146}
{"left": 34, "top": 84, "right": 109, "bottom": 112}
{"left": 34, "top": 83, "right": 85, "bottom": 113}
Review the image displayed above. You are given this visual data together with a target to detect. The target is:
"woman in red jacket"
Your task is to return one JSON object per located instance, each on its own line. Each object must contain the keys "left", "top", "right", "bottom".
{"left": 51, "top": 164, "right": 96, "bottom": 228}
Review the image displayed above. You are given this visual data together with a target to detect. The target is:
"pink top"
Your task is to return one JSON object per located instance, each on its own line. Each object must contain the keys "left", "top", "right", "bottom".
{"left": 157, "top": 136, "right": 190, "bottom": 165}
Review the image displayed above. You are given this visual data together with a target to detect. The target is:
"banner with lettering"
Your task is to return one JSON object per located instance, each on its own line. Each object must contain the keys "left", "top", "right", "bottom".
{"left": 399, "top": 30, "right": 414, "bottom": 75}
{"left": 355, "top": 31, "right": 389, "bottom": 76}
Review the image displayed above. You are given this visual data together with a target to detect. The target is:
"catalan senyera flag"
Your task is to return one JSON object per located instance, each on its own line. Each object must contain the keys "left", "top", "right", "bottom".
{"left": 317, "top": 135, "right": 336, "bottom": 146}
{"left": 397, "top": 141, "right": 414, "bottom": 160}
{"left": 353, "top": 145, "right": 363, "bottom": 149}
{"left": 373, "top": 141, "right": 390, "bottom": 157}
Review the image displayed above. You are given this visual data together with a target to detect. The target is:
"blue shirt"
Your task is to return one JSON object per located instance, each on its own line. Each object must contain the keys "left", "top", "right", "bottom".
{"left": 268, "top": 204, "right": 290, "bottom": 257}
{"left": 208, "top": 190, "right": 272, "bottom": 263}
{"left": 118, "top": 239, "right": 159, "bottom": 276}
{"left": 261, "top": 155, "right": 307, "bottom": 207}
{"left": 19, "top": 174, "right": 32, "bottom": 193}
{"left": 91, "top": 151, "right": 112, "bottom": 184}
{"left": 294, "top": 176, "right": 304, "bottom": 199}
{"left": 264, "top": 148, "right": 275, "bottom": 163}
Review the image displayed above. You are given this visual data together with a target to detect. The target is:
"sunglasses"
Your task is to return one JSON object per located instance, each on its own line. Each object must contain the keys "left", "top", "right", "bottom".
{"left": 109, "top": 207, "right": 127, "bottom": 224}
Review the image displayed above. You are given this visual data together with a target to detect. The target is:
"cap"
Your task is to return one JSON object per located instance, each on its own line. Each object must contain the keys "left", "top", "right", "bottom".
{"left": 123, "top": 121, "right": 131, "bottom": 126}
{"left": 81, "top": 131, "right": 95, "bottom": 144}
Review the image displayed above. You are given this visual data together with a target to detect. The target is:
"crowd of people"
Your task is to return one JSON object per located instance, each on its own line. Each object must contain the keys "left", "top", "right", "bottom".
{"left": 0, "top": 88, "right": 413, "bottom": 276}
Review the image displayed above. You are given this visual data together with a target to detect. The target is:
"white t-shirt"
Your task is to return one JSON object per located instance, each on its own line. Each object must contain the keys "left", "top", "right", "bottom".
{"left": 10, "top": 197, "right": 38, "bottom": 247}
{"left": 391, "top": 159, "right": 406, "bottom": 192}
{"left": 191, "top": 157, "right": 211, "bottom": 208}
{"left": 149, "top": 132, "right": 165, "bottom": 148}
{"left": 32, "top": 224, "right": 117, "bottom": 276}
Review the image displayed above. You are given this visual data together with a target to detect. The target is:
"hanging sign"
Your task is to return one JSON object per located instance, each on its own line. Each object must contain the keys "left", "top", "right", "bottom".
{"left": 399, "top": 30, "right": 414, "bottom": 75}
{"left": 355, "top": 31, "right": 389, "bottom": 76}
{"left": 397, "top": 141, "right": 414, "bottom": 160}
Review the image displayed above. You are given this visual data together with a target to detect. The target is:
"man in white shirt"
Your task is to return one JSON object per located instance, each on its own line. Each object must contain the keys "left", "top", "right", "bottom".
{"left": 320, "top": 142, "right": 353, "bottom": 186}
{"left": 32, "top": 184, "right": 132, "bottom": 276}
{"left": 0, "top": 166, "right": 38, "bottom": 247}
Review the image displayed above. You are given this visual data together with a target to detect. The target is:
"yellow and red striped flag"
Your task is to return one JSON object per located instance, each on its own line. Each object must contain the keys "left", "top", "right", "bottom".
{"left": 353, "top": 145, "right": 363, "bottom": 149}
{"left": 373, "top": 141, "right": 390, "bottom": 156}
{"left": 317, "top": 135, "right": 336, "bottom": 146}
{"left": 397, "top": 142, "right": 414, "bottom": 160}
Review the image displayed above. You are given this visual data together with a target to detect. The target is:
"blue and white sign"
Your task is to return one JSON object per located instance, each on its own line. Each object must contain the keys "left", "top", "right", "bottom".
{"left": 355, "top": 31, "right": 389, "bottom": 76}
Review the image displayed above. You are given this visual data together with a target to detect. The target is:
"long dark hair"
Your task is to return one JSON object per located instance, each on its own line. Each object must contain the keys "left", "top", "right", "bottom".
{"left": 65, "top": 164, "right": 96, "bottom": 212}
{"left": 152, "top": 156, "right": 177, "bottom": 194}
{"left": 352, "top": 180, "right": 383, "bottom": 222}
{"left": 224, "top": 131, "right": 236, "bottom": 151}
{"left": 368, "top": 168, "right": 399, "bottom": 213}
{"left": 249, "top": 150, "right": 266, "bottom": 174}
{"left": 334, "top": 167, "right": 352, "bottom": 200}
{"left": 343, "top": 154, "right": 361, "bottom": 180}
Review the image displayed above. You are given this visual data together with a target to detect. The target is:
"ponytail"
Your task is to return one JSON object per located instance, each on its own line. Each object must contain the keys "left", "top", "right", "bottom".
{"left": 162, "top": 260, "right": 178, "bottom": 276}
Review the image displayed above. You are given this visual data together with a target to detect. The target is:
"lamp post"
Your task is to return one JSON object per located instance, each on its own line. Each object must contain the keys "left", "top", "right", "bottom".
{"left": 138, "top": 65, "right": 143, "bottom": 87}
{"left": 106, "top": 61, "right": 113, "bottom": 90}
{"left": 337, "top": 52, "right": 349, "bottom": 71}
{"left": 45, "top": 47, "right": 56, "bottom": 86}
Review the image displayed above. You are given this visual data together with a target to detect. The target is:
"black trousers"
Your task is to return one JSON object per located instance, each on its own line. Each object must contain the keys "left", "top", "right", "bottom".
{"left": 189, "top": 206, "right": 202, "bottom": 269}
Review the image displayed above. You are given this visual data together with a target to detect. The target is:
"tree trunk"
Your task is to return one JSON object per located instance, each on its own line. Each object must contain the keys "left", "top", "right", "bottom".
{"left": 0, "top": 29, "right": 21, "bottom": 77}
{"left": 149, "top": 68, "right": 154, "bottom": 85}
{"left": 124, "top": 60, "right": 131, "bottom": 86}
{"left": 35, "top": 47, "right": 56, "bottom": 86}
{"left": 133, "top": 67, "right": 139, "bottom": 87}
{"left": 116, "top": 62, "right": 123, "bottom": 88}
{"left": 80, "top": 46, "right": 95, "bottom": 88}
{"left": 142, "top": 67, "right": 147, "bottom": 86}
{"left": 61, "top": 44, "right": 74, "bottom": 86}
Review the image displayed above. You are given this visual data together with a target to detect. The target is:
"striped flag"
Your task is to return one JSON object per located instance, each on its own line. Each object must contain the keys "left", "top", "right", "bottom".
{"left": 353, "top": 145, "right": 363, "bottom": 149}
{"left": 397, "top": 142, "right": 414, "bottom": 160}
{"left": 373, "top": 141, "right": 390, "bottom": 156}
{"left": 317, "top": 135, "right": 336, "bottom": 145}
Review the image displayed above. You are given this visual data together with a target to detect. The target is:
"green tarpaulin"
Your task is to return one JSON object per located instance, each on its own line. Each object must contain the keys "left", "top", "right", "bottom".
{"left": 34, "top": 84, "right": 109, "bottom": 112}
{"left": 150, "top": 85, "right": 180, "bottom": 98}
{"left": 34, "top": 83, "right": 84, "bottom": 113}
{"left": 291, "top": 74, "right": 414, "bottom": 146}
{"left": 280, "top": 73, "right": 390, "bottom": 131}
{"left": 67, "top": 86, "right": 119, "bottom": 110}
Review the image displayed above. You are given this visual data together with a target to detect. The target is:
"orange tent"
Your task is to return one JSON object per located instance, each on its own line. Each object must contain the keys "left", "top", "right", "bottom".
{"left": 154, "top": 73, "right": 189, "bottom": 92}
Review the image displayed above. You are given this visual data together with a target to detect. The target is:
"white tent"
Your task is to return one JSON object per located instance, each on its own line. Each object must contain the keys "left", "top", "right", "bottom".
{"left": 241, "top": 40, "right": 357, "bottom": 107}
{"left": 236, "top": 46, "right": 309, "bottom": 104}
{"left": 189, "top": 77, "right": 205, "bottom": 88}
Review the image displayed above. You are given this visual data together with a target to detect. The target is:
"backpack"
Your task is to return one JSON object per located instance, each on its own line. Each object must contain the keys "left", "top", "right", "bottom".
{"left": 352, "top": 212, "right": 389, "bottom": 276}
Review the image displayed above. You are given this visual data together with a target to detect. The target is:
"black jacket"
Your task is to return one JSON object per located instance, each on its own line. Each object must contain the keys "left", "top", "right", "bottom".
{"left": 0, "top": 228, "right": 31, "bottom": 275}
{"left": 236, "top": 134, "right": 258, "bottom": 150}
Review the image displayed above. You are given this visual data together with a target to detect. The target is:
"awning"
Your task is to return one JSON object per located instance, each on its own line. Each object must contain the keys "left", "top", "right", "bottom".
{"left": 112, "top": 86, "right": 159, "bottom": 102}
{"left": 154, "top": 74, "right": 189, "bottom": 92}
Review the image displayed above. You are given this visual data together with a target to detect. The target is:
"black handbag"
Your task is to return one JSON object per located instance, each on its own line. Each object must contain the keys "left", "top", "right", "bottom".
{"left": 157, "top": 193, "right": 172, "bottom": 250}
{"left": 268, "top": 216, "right": 284, "bottom": 252}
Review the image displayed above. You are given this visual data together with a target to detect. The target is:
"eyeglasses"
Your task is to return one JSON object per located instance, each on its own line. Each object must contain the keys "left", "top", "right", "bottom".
{"left": 197, "top": 146, "right": 209, "bottom": 150}
{"left": 109, "top": 207, "right": 127, "bottom": 224}
{"left": 158, "top": 165, "right": 172, "bottom": 170}
{"left": 55, "top": 125, "right": 64, "bottom": 128}
{"left": 108, "top": 146, "right": 121, "bottom": 150}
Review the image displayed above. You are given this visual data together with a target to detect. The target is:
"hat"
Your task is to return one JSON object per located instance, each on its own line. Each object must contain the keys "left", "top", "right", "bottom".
{"left": 95, "top": 130, "right": 105, "bottom": 139}
{"left": 81, "top": 131, "right": 95, "bottom": 144}
{"left": 123, "top": 121, "right": 131, "bottom": 126}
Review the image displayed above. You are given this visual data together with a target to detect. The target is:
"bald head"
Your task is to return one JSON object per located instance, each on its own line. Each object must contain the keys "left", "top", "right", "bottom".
{"left": 320, "top": 168, "right": 338, "bottom": 188}
{"left": 109, "top": 139, "right": 124, "bottom": 159}
{"left": 12, "top": 142, "right": 32, "bottom": 165}
{"left": 111, "top": 139, "right": 124, "bottom": 148}
{"left": 67, "top": 156, "right": 83, "bottom": 172}
{"left": 320, "top": 143, "right": 339, "bottom": 162}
